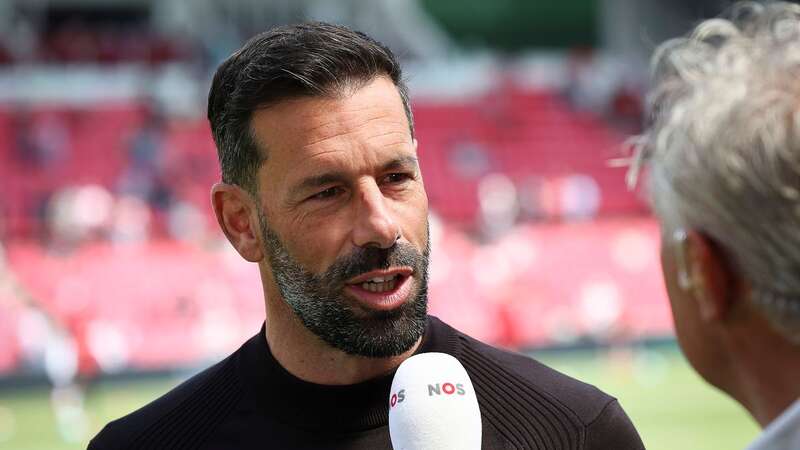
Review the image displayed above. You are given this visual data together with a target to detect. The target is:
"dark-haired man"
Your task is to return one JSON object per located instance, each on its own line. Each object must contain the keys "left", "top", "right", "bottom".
{"left": 88, "top": 22, "right": 644, "bottom": 450}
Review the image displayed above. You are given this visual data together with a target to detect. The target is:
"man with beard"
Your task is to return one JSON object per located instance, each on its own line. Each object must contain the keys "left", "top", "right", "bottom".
{"left": 88, "top": 23, "right": 644, "bottom": 450}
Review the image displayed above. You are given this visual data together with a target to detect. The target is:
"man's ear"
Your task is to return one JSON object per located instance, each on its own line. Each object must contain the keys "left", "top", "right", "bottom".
{"left": 211, "top": 183, "right": 264, "bottom": 262}
{"left": 685, "top": 230, "right": 733, "bottom": 322}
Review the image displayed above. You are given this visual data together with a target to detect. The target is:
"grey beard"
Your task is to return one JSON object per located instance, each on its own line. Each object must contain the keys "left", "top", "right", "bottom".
{"left": 259, "top": 214, "right": 429, "bottom": 358}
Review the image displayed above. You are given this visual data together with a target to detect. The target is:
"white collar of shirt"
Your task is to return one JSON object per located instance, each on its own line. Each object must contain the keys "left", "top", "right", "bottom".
{"left": 746, "top": 398, "right": 800, "bottom": 450}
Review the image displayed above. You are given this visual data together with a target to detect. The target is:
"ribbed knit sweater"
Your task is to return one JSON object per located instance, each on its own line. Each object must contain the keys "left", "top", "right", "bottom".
{"left": 88, "top": 316, "right": 644, "bottom": 449}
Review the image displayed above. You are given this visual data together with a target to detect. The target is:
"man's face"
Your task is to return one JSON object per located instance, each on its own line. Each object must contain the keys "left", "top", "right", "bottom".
{"left": 250, "top": 76, "right": 430, "bottom": 357}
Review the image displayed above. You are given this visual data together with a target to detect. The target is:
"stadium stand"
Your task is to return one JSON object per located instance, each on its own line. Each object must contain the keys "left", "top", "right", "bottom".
{"left": 1, "top": 87, "right": 660, "bottom": 376}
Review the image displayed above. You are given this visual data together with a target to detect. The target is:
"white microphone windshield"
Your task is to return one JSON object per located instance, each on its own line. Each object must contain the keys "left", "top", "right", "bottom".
{"left": 388, "top": 352, "right": 482, "bottom": 450}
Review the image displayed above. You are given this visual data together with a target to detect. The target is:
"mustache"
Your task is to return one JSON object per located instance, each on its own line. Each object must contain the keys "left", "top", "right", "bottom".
{"left": 322, "top": 242, "right": 427, "bottom": 285}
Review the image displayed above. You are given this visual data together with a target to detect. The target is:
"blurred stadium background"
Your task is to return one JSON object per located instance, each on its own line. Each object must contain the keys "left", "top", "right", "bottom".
{"left": 0, "top": 0, "right": 762, "bottom": 449}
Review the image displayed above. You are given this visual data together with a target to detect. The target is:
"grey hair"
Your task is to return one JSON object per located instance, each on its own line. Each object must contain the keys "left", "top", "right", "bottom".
{"left": 630, "top": 1, "right": 800, "bottom": 343}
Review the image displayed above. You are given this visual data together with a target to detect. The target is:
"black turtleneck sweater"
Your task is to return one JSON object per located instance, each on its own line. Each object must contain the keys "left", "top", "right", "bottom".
{"left": 88, "top": 316, "right": 644, "bottom": 449}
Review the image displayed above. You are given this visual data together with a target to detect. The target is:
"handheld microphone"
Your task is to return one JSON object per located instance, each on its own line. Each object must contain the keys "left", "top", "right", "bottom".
{"left": 388, "top": 352, "right": 482, "bottom": 450}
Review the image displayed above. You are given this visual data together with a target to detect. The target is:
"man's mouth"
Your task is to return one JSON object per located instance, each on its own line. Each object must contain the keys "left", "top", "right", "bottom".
{"left": 344, "top": 268, "right": 414, "bottom": 310}
{"left": 357, "top": 273, "right": 403, "bottom": 292}
{"left": 345, "top": 267, "right": 413, "bottom": 286}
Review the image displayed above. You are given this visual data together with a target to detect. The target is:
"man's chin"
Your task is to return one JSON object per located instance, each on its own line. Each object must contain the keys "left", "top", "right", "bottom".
{"left": 337, "top": 319, "right": 425, "bottom": 358}
{"left": 323, "top": 298, "right": 427, "bottom": 358}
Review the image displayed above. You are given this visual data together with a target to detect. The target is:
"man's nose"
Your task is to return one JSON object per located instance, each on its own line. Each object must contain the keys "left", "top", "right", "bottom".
{"left": 352, "top": 182, "right": 400, "bottom": 249}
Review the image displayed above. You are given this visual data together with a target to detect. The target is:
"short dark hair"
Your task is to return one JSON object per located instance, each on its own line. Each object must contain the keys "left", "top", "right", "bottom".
{"left": 207, "top": 22, "right": 414, "bottom": 194}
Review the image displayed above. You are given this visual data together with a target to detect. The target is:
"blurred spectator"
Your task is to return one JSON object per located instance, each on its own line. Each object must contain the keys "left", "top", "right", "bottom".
{"left": 109, "top": 195, "right": 151, "bottom": 244}
{"left": 560, "top": 174, "right": 601, "bottom": 220}
{"left": 517, "top": 176, "right": 548, "bottom": 221}
{"left": 129, "top": 105, "right": 167, "bottom": 172}
{"left": 166, "top": 200, "right": 207, "bottom": 243}
{"left": 13, "top": 109, "right": 70, "bottom": 169}
{"left": 17, "top": 307, "right": 51, "bottom": 372}
{"left": 563, "top": 48, "right": 602, "bottom": 112}
{"left": 85, "top": 320, "right": 129, "bottom": 374}
{"left": 45, "top": 327, "right": 89, "bottom": 443}
{"left": 609, "top": 82, "right": 643, "bottom": 133}
{"left": 46, "top": 185, "right": 114, "bottom": 249}
{"left": 449, "top": 138, "right": 491, "bottom": 179}
{"left": 119, "top": 103, "right": 174, "bottom": 212}
{"left": 478, "top": 173, "right": 519, "bottom": 240}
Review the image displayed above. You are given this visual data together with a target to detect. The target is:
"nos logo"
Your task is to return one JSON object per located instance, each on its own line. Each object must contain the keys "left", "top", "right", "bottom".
{"left": 390, "top": 382, "right": 467, "bottom": 408}
{"left": 390, "top": 389, "right": 406, "bottom": 408}
{"left": 427, "top": 382, "right": 466, "bottom": 396}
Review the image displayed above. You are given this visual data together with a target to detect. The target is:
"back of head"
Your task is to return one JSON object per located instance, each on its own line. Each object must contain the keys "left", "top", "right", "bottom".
{"left": 632, "top": 1, "right": 800, "bottom": 343}
{"left": 207, "top": 22, "right": 414, "bottom": 194}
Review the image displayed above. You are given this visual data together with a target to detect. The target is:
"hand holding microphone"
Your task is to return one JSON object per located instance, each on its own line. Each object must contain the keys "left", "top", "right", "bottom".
{"left": 388, "top": 352, "right": 482, "bottom": 450}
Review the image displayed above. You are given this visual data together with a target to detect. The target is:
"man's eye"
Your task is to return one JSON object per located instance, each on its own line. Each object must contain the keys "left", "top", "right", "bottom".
{"left": 309, "top": 187, "right": 343, "bottom": 201}
{"left": 384, "top": 173, "right": 413, "bottom": 184}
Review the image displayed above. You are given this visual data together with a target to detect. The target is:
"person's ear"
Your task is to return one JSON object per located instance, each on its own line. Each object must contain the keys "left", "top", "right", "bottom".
{"left": 211, "top": 183, "right": 264, "bottom": 262}
{"left": 683, "top": 230, "right": 733, "bottom": 321}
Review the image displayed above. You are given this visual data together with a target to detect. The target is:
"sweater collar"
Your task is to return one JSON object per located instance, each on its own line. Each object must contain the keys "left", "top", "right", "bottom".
{"left": 239, "top": 315, "right": 460, "bottom": 432}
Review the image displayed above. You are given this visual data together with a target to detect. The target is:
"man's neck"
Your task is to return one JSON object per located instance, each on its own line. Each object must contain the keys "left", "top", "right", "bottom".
{"left": 262, "top": 289, "right": 420, "bottom": 385}
{"left": 725, "top": 325, "right": 800, "bottom": 427}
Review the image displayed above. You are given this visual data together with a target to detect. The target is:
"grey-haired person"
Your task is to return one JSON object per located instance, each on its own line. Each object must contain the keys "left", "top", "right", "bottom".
{"left": 631, "top": 2, "right": 800, "bottom": 449}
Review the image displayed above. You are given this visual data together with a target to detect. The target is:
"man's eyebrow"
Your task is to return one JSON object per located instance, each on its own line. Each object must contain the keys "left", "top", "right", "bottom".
{"left": 382, "top": 156, "right": 419, "bottom": 171}
{"left": 291, "top": 156, "right": 420, "bottom": 197}
{"left": 292, "top": 172, "right": 348, "bottom": 196}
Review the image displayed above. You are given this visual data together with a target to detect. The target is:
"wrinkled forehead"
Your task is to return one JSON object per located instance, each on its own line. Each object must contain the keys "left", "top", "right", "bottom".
{"left": 250, "top": 76, "right": 412, "bottom": 163}
{"left": 248, "top": 77, "right": 416, "bottom": 195}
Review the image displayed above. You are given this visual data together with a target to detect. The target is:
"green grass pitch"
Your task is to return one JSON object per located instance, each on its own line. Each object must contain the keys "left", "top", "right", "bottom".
{"left": 0, "top": 345, "right": 758, "bottom": 450}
